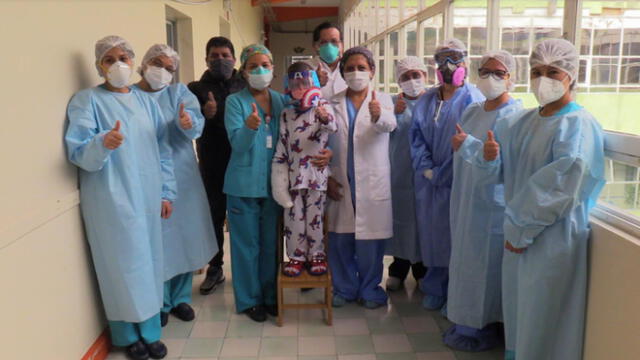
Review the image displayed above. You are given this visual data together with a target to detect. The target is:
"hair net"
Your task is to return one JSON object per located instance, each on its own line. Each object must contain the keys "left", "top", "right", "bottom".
{"left": 340, "top": 46, "right": 376, "bottom": 77}
{"left": 395, "top": 56, "right": 428, "bottom": 80}
{"left": 435, "top": 38, "right": 467, "bottom": 54}
{"left": 138, "top": 44, "right": 180, "bottom": 75}
{"left": 95, "top": 35, "right": 135, "bottom": 76}
{"left": 240, "top": 44, "right": 273, "bottom": 69}
{"left": 530, "top": 38, "right": 578, "bottom": 82}
{"left": 480, "top": 49, "right": 517, "bottom": 89}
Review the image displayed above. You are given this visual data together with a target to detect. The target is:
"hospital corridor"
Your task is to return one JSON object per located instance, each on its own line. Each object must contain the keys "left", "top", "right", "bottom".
{"left": 1, "top": 1, "right": 640, "bottom": 360}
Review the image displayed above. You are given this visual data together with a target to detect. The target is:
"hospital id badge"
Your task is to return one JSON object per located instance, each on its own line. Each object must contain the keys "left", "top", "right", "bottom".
{"left": 266, "top": 135, "right": 273, "bottom": 149}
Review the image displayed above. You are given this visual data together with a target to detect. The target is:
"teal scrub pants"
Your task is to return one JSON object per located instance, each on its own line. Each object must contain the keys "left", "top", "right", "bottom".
{"left": 109, "top": 313, "right": 161, "bottom": 347}
{"left": 227, "top": 195, "right": 279, "bottom": 313}
{"left": 162, "top": 272, "right": 193, "bottom": 313}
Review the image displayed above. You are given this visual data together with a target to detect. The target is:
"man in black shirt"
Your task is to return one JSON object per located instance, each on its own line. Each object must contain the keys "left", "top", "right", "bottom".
{"left": 188, "top": 36, "right": 245, "bottom": 294}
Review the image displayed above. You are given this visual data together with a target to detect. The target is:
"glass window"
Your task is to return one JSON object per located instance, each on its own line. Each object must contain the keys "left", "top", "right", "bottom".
{"left": 500, "top": 1, "right": 564, "bottom": 95}
{"left": 454, "top": 0, "right": 487, "bottom": 57}
{"left": 579, "top": 2, "right": 640, "bottom": 135}
{"left": 390, "top": 31, "right": 399, "bottom": 56}
{"left": 421, "top": 14, "right": 444, "bottom": 86}
{"left": 600, "top": 159, "right": 640, "bottom": 220}
{"left": 407, "top": 21, "right": 418, "bottom": 56}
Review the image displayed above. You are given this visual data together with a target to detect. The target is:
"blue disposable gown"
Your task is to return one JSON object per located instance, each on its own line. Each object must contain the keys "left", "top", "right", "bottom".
{"left": 135, "top": 83, "right": 219, "bottom": 281}
{"left": 473, "top": 103, "right": 605, "bottom": 360}
{"left": 386, "top": 94, "right": 421, "bottom": 263}
{"left": 447, "top": 99, "right": 522, "bottom": 329}
{"left": 65, "top": 85, "right": 177, "bottom": 322}
{"left": 409, "top": 83, "right": 484, "bottom": 267}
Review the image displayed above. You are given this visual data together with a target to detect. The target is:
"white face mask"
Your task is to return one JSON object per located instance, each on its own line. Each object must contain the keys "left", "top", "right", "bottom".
{"left": 144, "top": 66, "right": 173, "bottom": 90}
{"left": 476, "top": 76, "right": 507, "bottom": 100}
{"left": 247, "top": 68, "right": 273, "bottom": 90}
{"left": 531, "top": 76, "right": 568, "bottom": 106}
{"left": 344, "top": 71, "right": 371, "bottom": 91}
{"left": 399, "top": 78, "right": 425, "bottom": 98}
{"left": 105, "top": 61, "right": 132, "bottom": 89}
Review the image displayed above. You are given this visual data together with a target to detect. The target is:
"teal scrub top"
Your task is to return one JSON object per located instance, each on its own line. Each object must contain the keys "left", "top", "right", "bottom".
{"left": 223, "top": 87, "right": 287, "bottom": 198}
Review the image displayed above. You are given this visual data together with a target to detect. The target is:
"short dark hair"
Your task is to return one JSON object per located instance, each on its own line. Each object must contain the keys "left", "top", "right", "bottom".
{"left": 312, "top": 22, "right": 343, "bottom": 43}
{"left": 205, "top": 36, "right": 235, "bottom": 58}
{"left": 287, "top": 61, "right": 313, "bottom": 74}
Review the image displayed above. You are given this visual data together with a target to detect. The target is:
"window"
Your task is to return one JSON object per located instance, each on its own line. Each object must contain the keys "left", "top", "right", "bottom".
{"left": 343, "top": 0, "right": 640, "bottom": 224}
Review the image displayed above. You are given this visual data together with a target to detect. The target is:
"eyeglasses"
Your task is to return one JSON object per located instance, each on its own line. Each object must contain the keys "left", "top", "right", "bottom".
{"left": 434, "top": 50, "right": 467, "bottom": 65}
{"left": 478, "top": 68, "right": 509, "bottom": 80}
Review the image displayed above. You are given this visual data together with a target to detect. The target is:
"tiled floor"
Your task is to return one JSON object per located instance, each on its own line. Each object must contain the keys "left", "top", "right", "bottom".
{"left": 107, "top": 236, "right": 504, "bottom": 360}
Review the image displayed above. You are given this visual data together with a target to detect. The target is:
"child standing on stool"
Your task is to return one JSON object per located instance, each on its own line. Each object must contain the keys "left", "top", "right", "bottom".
{"left": 272, "top": 61, "right": 337, "bottom": 277}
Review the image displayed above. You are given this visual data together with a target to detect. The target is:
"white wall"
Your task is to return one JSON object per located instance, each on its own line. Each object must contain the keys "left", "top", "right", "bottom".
{"left": 584, "top": 219, "right": 640, "bottom": 359}
{"left": 269, "top": 32, "right": 317, "bottom": 93}
{"left": 0, "top": 1, "right": 262, "bottom": 358}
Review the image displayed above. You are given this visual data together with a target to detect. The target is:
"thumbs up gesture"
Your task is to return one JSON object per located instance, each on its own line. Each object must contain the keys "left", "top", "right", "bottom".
{"left": 317, "top": 64, "right": 328, "bottom": 87}
{"left": 179, "top": 103, "right": 193, "bottom": 130}
{"left": 369, "top": 91, "right": 381, "bottom": 123}
{"left": 245, "top": 103, "right": 261, "bottom": 130}
{"left": 103, "top": 120, "right": 124, "bottom": 150}
{"left": 451, "top": 124, "right": 467, "bottom": 152}
{"left": 203, "top": 91, "right": 217, "bottom": 118}
{"left": 394, "top": 93, "right": 407, "bottom": 115}
{"left": 483, "top": 130, "right": 499, "bottom": 161}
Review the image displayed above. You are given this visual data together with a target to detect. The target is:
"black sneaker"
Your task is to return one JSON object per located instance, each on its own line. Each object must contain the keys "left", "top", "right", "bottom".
{"left": 126, "top": 341, "right": 149, "bottom": 360}
{"left": 160, "top": 312, "right": 169, "bottom": 327}
{"left": 243, "top": 305, "right": 267, "bottom": 322}
{"left": 200, "top": 267, "right": 225, "bottom": 295}
{"left": 146, "top": 341, "right": 167, "bottom": 359}
{"left": 170, "top": 303, "right": 195, "bottom": 322}
{"left": 265, "top": 304, "right": 278, "bottom": 317}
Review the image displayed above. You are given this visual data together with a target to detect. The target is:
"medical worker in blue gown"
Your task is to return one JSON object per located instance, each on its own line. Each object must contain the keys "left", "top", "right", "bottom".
{"left": 134, "top": 44, "right": 219, "bottom": 328}
{"left": 445, "top": 50, "right": 522, "bottom": 352}
{"left": 326, "top": 47, "right": 397, "bottom": 309}
{"left": 475, "top": 39, "right": 605, "bottom": 360}
{"left": 409, "top": 39, "right": 484, "bottom": 311}
{"left": 65, "top": 35, "right": 175, "bottom": 360}
{"left": 386, "top": 56, "right": 428, "bottom": 291}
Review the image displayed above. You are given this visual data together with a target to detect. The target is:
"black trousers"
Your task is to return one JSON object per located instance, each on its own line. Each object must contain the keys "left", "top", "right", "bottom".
{"left": 388, "top": 257, "right": 427, "bottom": 281}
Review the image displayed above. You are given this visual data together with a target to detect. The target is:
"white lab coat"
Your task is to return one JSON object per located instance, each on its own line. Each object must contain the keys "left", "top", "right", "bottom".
{"left": 326, "top": 88, "right": 396, "bottom": 240}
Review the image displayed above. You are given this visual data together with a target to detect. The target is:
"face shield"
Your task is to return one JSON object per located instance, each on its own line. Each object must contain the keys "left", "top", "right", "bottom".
{"left": 286, "top": 70, "right": 321, "bottom": 100}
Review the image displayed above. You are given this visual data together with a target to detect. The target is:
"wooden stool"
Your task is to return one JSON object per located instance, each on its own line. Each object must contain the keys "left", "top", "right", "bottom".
{"left": 276, "top": 215, "right": 333, "bottom": 326}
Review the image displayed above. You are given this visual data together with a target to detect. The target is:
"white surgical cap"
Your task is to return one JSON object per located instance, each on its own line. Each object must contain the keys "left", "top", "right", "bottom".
{"left": 435, "top": 38, "right": 467, "bottom": 54}
{"left": 139, "top": 44, "right": 180, "bottom": 75}
{"left": 395, "top": 56, "right": 428, "bottom": 80}
{"left": 530, "top": 38, "right": 578, "bottom": 82}
{"left": 480, "top": 49, "right": 517, "bottom": 90}
{"left": 95, "top": 35, "right": 135, "bottom": 76}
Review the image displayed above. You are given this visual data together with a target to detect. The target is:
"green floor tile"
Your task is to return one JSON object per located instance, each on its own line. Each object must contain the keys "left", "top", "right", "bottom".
{"left": 181, "top": 338, "right": 223, "bottom": 358}
{"left": 407, "top": 332, "right": 450, "bottom": 353}
{"left": 366, "top": 316, "right": 404, "bottom": 334}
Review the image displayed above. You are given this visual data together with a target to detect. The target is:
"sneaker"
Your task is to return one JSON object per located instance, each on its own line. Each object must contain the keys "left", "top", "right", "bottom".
{"left": 332, "top": 294, "right": 347, "bottom": 308}
{"left": 146, "top": 341, "right": 167, "bottom": 359}
{"left": 126, "top": 341, "right": 149, "bottom": 360}
{"left": 200, "top": 267, "right": 225, "bottom": 295}
{"left": 385, "top": 276, "right": 404, "bottom": 291}
{"left": 422, "top": 294, "right": 446, "bottom": 310}
{"left": 362, "top": 300, "right": 385, "bottom": 309}
{"left": 243, "top": 305, "right": 267, "bottom": 322}
{"left": 170, "top": 303, "right": 195, "bottom": 322}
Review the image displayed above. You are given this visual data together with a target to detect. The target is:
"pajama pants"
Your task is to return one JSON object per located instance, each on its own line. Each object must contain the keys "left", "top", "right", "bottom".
{"left": 284, "top": 189, "right": 326, "bottom": 261}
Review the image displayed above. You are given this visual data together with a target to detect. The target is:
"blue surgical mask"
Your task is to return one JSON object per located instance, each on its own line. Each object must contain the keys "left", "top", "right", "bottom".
{"left": 319, "top": 43, "right": 340, "bottom": 64}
